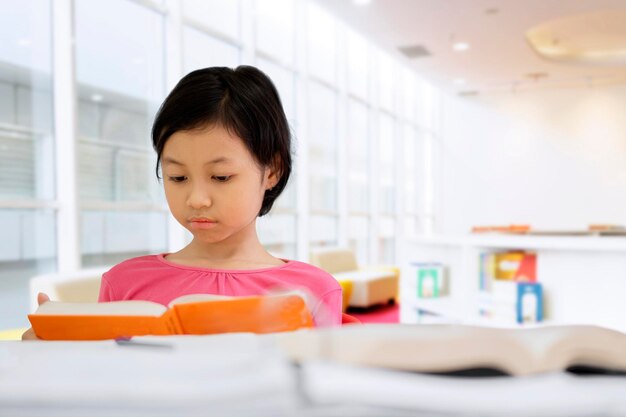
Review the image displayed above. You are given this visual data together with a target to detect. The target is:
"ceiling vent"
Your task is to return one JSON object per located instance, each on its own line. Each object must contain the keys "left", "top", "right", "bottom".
{"left": 398, "top": 45, "right": 431, "bottom": 59}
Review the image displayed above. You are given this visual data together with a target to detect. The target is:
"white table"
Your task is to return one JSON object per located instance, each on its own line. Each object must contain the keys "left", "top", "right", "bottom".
{"left": 2, "top": 333, "right": 626, "bottom": 417}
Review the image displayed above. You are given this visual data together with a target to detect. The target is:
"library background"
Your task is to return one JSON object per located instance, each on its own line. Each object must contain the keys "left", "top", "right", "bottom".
{"left": 2, "top": 0, "right": 626, "bottom": 335}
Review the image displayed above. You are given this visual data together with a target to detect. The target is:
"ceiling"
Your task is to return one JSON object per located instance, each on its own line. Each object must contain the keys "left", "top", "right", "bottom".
{"left": 312, "top": 0, "right": 626, "bottom": 96}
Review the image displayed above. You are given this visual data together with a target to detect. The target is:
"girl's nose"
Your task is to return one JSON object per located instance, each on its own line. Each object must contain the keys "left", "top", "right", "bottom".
{"left": 186, "top": 183, "right": 212, "bottom": 209}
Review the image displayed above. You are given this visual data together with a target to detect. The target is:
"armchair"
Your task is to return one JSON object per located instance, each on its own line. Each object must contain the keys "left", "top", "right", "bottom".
{"left": 310, "top": 248, "right": 399, "bottom": 309}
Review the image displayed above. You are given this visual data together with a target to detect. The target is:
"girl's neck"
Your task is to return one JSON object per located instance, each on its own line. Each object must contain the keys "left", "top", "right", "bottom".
{"left": 169, "top": 222, "right": 283, "bottom": 269}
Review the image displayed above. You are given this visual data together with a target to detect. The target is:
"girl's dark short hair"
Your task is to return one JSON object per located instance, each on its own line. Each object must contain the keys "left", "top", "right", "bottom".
{"left": 152, "top": 65, "right": 292, "bottom": 217}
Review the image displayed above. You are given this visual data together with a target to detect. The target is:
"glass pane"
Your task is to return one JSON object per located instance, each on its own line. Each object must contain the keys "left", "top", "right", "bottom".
{"left": 81, "top": 211, "right": 168, "bottom": 267}
{"left": 183, "top": 27, "right": 240, "bottom": 73}
{"left": 379, "top": 237, "right": 395, "bottom": 264}
{"left": 403, "top": 122, "right": 417, "bottom": 214}
{"left": 416, "top": 76, "right": 435, "bottom": 130}
{"left": 307, "top": 3, "right": 336, "bottom": 84}
{"left": 310, "top": 175, "right": 337, "bottom": 213}
{"left": 75, "top": 0, "right": 167, "bottom": 265}
{"left": 379, "top": 216, "right": 395, "bottom": 264}
{"left": 424, "top": 132, "right": 436, "bottom": 216}
{"left": 401, "top": 68, "right": 416, "bottom": 122}
{"left": 255, "top": 57, "right": 296, "bottom": 126}
{"left": 182, "top": 0, "right": 240, "bottom": 41}
{"left": 0, "top": 0, "right": 54, "bottom": 200}
{"left": 0, "top": 208, "right": 56, "bottom": 328}
{"left": 309, "top": 215, "right": 337, "bottom": 250}
{"left": 414, "top": 131, "right": 426, "bottom": 215}
{"left": 378, "top": 52, "right": 394, "bottom": 112}
{"left": 378, "top": 113, "right": 395, "bottom": 214}
{"left": 308, "top": 82, "right": 337, "bottom": 212}
{"left": 257, "top": 213, "right": 297, "bottom": 259}
{"left": 348, "top": 215, "right": 369, "bottom": 264}
{"left": 347, "top": 29, "right": 368, "bottom": 99}
{"left": 0, "top": 1, "right": 55, "bottom": 329}
{"left": 255, "top": 0, "right": 295, "bottom": 65}
{"left": 347, "top": 99, "right": 369, "bottom": 212}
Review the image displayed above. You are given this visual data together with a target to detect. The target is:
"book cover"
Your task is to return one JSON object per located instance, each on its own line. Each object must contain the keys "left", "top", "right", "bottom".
{"left": 28, "top": 293, "right": 313, "bottom": 340}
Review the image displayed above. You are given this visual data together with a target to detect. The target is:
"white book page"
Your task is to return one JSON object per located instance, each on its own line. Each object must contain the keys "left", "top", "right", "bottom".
{"left": 168, "top": 294, "right": 233, "bottom": 307}
{"left": 33, "top": 300, "right": 166, "bottom": 316}
{"left": 168, "top": 290, "right": 308, "bottom": 308}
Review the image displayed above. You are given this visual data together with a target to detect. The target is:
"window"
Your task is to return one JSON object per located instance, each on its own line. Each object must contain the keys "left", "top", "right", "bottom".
{"left": 183, "top": 27, "right": 240, "bottom": 74}
{"left": 307, "top": 3, "right": 337, "bottom": 85}
{"left": 182, "top": 0, "right": 241, "bottom": 42}
{"left": 255, "top": 58, "right": 297, "bottom": 257}
{"left": 75, "top": 0, "right": 168, "bottom": 267}
{"left": 378, "top": 113, "right": 396, "bottom": 214}
{"left": 347, "top": 98, "right": 370, "bottom": 262}
{"left": 308, "top": 81, "right": 338, "bottom": 249}
{"left": 347, "top": 30, "right": 368, "bottom": 100}
{"left": 0, "top": 0, "right": 55, "bottom": 328}
{"left": 0, "top": 0, "right": 442, "bottom": 330}
{"left": 255, "top": 0, "right": 295, "bottom": 66}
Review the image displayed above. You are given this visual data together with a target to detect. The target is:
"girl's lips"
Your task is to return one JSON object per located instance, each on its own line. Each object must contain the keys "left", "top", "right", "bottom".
{"left": 189, "top": 218, "right": 217, "bottom": 230}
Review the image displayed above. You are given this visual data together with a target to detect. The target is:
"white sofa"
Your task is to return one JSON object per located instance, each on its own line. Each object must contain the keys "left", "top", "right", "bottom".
{"left": 29, "top": 268, "right": 107, "bottom": 312}
{"left": 309, "top": 248, "right": 399, "bottom": 308}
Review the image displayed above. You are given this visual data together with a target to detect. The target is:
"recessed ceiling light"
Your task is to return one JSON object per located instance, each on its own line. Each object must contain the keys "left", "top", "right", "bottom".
{"left": 353, "top": 0, "right": 372, "bottom": 5}
{"left": 91, "top": 94, "right": 103, "bottom": 102}
{"left": 453, "top": 42, "right": 470, "bottom": 51}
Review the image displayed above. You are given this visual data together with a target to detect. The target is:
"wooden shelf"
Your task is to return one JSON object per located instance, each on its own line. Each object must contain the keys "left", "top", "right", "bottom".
{"left": 410, "top": 234, "right": 626, "bottom": 252}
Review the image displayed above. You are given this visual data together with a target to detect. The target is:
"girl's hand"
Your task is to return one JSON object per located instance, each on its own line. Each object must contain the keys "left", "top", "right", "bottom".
{"left": 21, "top": 293, "right": 50, "bottom": 341}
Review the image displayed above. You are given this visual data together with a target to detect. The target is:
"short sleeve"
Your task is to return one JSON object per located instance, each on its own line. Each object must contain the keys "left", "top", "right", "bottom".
{"left": 97, "top": 274, "right": 116, "bottom": 302}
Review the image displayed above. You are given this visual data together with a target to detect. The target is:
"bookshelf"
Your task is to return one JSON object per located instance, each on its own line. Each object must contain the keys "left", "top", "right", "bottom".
{"left": 401, "top": 234, "right": 626, "bottom": 332}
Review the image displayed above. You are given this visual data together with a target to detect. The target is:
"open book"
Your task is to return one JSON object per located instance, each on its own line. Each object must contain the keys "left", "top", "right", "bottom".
{"left": 29, "top": 293, "right": 313, "bottom": 341}
{"left": 276, "top": 323, "right": 626, "bottom": 376}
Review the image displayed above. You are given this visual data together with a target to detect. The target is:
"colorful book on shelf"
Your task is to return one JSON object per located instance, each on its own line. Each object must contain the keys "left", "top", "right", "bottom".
{"left": 277, "top": 323, "right": 626, "bottom": 377}
{"left": 410, "top": 262, "right": 445, "bottom": 298}
{"left": 479, "top": 251, "right": 536, "bottom": 290}
{"left": 479, "top": 281, "right": 543, "bottom": 324}
{"left": 28, "top": 292, "right": 313, "bottom": 341}
{"left": 478, "top": 251, "right": 541, "bottom": 323}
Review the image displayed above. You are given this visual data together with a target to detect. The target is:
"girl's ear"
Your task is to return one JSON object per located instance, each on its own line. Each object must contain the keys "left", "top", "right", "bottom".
{"left": 265, "top": 153, "right": 282, "bottom": 190}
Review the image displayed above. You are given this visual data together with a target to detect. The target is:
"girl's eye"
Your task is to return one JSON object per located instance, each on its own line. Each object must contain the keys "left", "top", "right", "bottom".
{"left": 213, "top": 175, "right": 231, "bottom": 182}
{"left": 168, "top": 176, "right": 187, "bottom": 183}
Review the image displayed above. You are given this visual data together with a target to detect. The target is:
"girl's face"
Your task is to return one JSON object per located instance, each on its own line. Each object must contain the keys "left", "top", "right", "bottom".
{"left": 161, "top": 124, "right": 277, "bottom": 245}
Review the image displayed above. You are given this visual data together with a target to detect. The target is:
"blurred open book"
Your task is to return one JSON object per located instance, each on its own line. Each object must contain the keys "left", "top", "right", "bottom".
{"left": 277, "top": 324, "right": 626, "bottom": 376}
{"left": 29, "top": 293, "right": 313, "bottom": 340}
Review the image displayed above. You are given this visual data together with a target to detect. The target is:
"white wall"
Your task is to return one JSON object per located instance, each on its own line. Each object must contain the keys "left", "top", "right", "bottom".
{"left": 440, "top": 84, "right": 626, "bottom": 234}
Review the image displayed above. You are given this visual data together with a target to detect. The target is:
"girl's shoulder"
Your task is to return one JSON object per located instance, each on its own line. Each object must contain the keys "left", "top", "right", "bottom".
{"left": 103, "top": 254, "right": 169, "bottom": 281}
{"left": 274, "top": 260, "right": 341, "bottom": 290}
{"left": 281, "top": 260, "right": 332, "bottom": 275}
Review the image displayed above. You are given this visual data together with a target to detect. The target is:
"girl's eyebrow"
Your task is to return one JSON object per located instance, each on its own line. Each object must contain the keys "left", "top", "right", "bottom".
{"left": 162, "top": 157, "right": 184, "bottom": 166}
{"left": 162, "top": 157, "right": 231, "bottom": 166}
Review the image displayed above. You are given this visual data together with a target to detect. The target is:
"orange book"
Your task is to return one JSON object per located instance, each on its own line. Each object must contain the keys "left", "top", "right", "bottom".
{"left": 28, "top": 293, "right": 313, "bottom": 341}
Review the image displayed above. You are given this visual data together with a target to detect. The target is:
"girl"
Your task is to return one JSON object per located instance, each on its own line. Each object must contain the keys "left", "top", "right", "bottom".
{"left": 23, "top": 66, "right": 342, "bottom": 339}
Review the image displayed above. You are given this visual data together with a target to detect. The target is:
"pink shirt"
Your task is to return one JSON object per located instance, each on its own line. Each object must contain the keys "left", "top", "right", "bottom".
{"left": 99, "top": 254, "right": 342, "bottom": 326}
